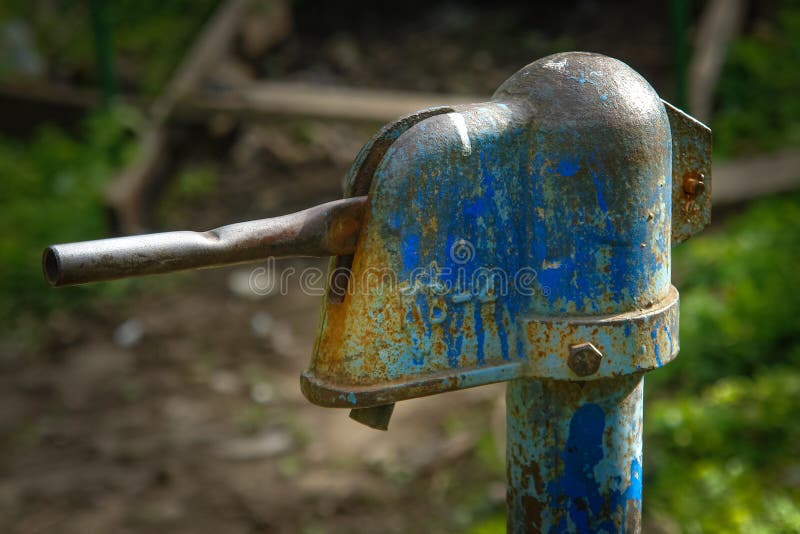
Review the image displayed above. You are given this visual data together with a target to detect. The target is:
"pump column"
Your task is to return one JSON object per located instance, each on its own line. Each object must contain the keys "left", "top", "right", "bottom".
{"left": 506, "top": 375, "right": 644, "bottom": 532}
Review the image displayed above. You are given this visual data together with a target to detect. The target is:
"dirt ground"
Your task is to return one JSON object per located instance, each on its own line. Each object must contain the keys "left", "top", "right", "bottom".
{"left": 1, "top": 113, "right": 513, "bottom": 533}
{"left": 1, "top": 283, "right": 506, "bottom": 533}
{"left": 1, "top": 2, "right": 681, "bottom": 532}
{"left": 1, "top": 114, "right": 509, "bottom": 533}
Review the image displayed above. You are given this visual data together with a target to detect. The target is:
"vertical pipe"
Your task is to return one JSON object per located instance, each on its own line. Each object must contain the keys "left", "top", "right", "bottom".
{"left": 507, "top": 375, "right": 644, "bottom": 533}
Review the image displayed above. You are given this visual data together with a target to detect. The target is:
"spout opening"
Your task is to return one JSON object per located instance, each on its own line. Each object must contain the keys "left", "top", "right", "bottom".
{"left": 42, "top": 247, "right": 62, "bottom": 287}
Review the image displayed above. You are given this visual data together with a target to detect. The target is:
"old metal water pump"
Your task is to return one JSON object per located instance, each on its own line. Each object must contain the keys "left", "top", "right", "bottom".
{"left": 44, "top": 52, "right": 711, "bottom": 532}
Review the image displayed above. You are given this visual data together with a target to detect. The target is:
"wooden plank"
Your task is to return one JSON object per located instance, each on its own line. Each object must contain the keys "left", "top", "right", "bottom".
{"left": 178, "top": 81, "right": 482, "bottom": 123}
{"left": 713, "top": 149, "right": 800, "bottom": 206}
{"left": 7, "top": 47, "right": 797, "bottom": 212}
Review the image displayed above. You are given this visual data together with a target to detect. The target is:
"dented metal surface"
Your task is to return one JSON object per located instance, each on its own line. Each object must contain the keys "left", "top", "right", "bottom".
{"left": 302, "top": 286, "right": 678, "bottom": 406}
{"left": 329, "top": 105, "right": 457, "bottom": 303}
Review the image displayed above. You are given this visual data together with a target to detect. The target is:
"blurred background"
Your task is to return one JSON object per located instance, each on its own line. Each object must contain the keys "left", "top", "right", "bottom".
{"left": 0, "top": 0, "right": 798, "bottom": 532}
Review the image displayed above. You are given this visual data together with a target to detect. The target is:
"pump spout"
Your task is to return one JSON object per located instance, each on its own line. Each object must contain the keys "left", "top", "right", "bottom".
{"left": 43, "top": 196, "right": 367, "bottom": 287}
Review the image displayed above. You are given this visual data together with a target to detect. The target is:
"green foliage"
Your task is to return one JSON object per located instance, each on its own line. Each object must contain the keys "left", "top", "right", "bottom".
{"left": 466, "top": 513, "right": 506, "bottom": 534}
{"left": 713, "top": 1, "right": 800, "bottom": 158}
{"left": 0, "top": 106, "right": 138, "bottom": 328}
{"left": 647, "top": 370, "right": 800, "bottom": 532}
{"left": 168, "top": 166, "right": 217, "bottom": 199}
{"left": 652, "top": 193, "right": 800, "bottom": 392}
{"left": 0, "top": 0, "right": 219, "bottom": 95}
{"left": 0, "top": 0, "right": 222, "bottom": 331}
{"left": 645, "top": 192, "right": 800, "bottom": 532}
{"left": 650, "top": 6, "right": 800, "bottom": 523}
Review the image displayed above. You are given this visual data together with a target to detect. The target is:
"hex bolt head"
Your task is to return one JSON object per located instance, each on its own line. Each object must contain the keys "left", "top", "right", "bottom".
{"left": 568, "top": 342, "right": 603, "bottom": 377}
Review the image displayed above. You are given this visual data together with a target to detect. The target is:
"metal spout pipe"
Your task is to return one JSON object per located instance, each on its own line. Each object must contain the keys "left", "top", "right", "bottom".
{"left": 43, "top": 196, "right": 367, "bottom": 287}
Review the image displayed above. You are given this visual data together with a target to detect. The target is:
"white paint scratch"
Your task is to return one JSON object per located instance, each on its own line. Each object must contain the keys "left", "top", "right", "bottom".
{"left": 542, "top": 259, "right": 562, "bottom": 270}
{"left": 543, "top": 58, "right": 568, "bottom": 72}
{"left": 448, "top": 113, "right": 472, "bottom": 156}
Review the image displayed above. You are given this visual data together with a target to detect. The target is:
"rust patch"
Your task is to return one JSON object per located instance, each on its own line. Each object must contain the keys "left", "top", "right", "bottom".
{"left": 625, "top": 499, "right": 642, "bottom": 532}
{"left": 681, "top": 170, "right": 706, "bottom": 200}
{"left": 518, "top": 495, "right": 543, "bottom": 533}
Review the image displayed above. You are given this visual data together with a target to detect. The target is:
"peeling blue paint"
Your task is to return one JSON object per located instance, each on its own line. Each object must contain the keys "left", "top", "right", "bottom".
{"left": 507, "top": 375, "right": 644, "bottom": 533}
{"left": 338, "top": 72, "right": 672, "bottom": 381}
{"left": 546, "top": 403, "right": 617, "bottom": 533}
{"left": 304, "top": 51, "right": 705, "bottom": 532}
{"left": 558, "top": 156, "right": 580, "bottom": 177}
{"left": 652, "top": 327, "right": 663, "bottom": 367}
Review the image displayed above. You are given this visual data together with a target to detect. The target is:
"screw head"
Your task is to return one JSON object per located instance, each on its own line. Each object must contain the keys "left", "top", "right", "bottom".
{"left": 568, "top": 342, "right": 603, "bottom": 377}
{"left": 682, "top": 171, "right": 706, "bottom": 199}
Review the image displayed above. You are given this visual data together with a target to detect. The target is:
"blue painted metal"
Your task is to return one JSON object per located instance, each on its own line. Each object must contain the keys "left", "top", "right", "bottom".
{"left": 302, "top": 51, "right": 710, "bottom": 532}
{"left": 42, "top": 50, "right": 712, "bottom": 533}
{"left": 523, "top": 285, "right": 679, "bottom": 380}
{"left": 303, "top": 52, "right": 700, "bottom": 407}
{"left": 507, "top": 375, "right": 643, "bottom": 532}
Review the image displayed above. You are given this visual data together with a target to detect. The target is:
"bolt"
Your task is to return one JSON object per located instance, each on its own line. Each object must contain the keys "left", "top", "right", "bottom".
{"left": 682, "top": 171, "right": 706, "bottom": 199}
{"left": 568, "top": 342, "right": 603, "bottom": 377}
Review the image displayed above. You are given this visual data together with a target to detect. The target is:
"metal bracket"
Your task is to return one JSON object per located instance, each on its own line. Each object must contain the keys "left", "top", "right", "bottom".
{"left": 523, "top": 285, "right": 679, "bottom": 380}
{"left": 302, "top": 287, "right": 679, "bottom": 406}
{"left": 663, "top": 100, "right": 712, "bottom": 244}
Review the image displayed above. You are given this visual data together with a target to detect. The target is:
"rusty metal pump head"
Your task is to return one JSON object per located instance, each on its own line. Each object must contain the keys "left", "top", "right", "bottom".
{"left": 43, "top": 52, "right": 710, "bottom": 431}
{"left": 43, "top": 51, "right": 713, "bottom": 531}
{"left": 303, "top": 52, "right": 711, "bottom": 419}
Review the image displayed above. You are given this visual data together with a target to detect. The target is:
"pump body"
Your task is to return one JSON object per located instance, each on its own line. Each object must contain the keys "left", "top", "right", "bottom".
{"left": 44, "top": 52, "right": 711, "bottom": 533}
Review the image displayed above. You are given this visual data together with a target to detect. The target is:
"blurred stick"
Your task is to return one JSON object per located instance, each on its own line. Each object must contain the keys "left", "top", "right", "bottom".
{"left": 105, "top": 0, "right": 252, "bottom": 234}
{"left": 688, "top": 0, "right": 747, "bottom": 123}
